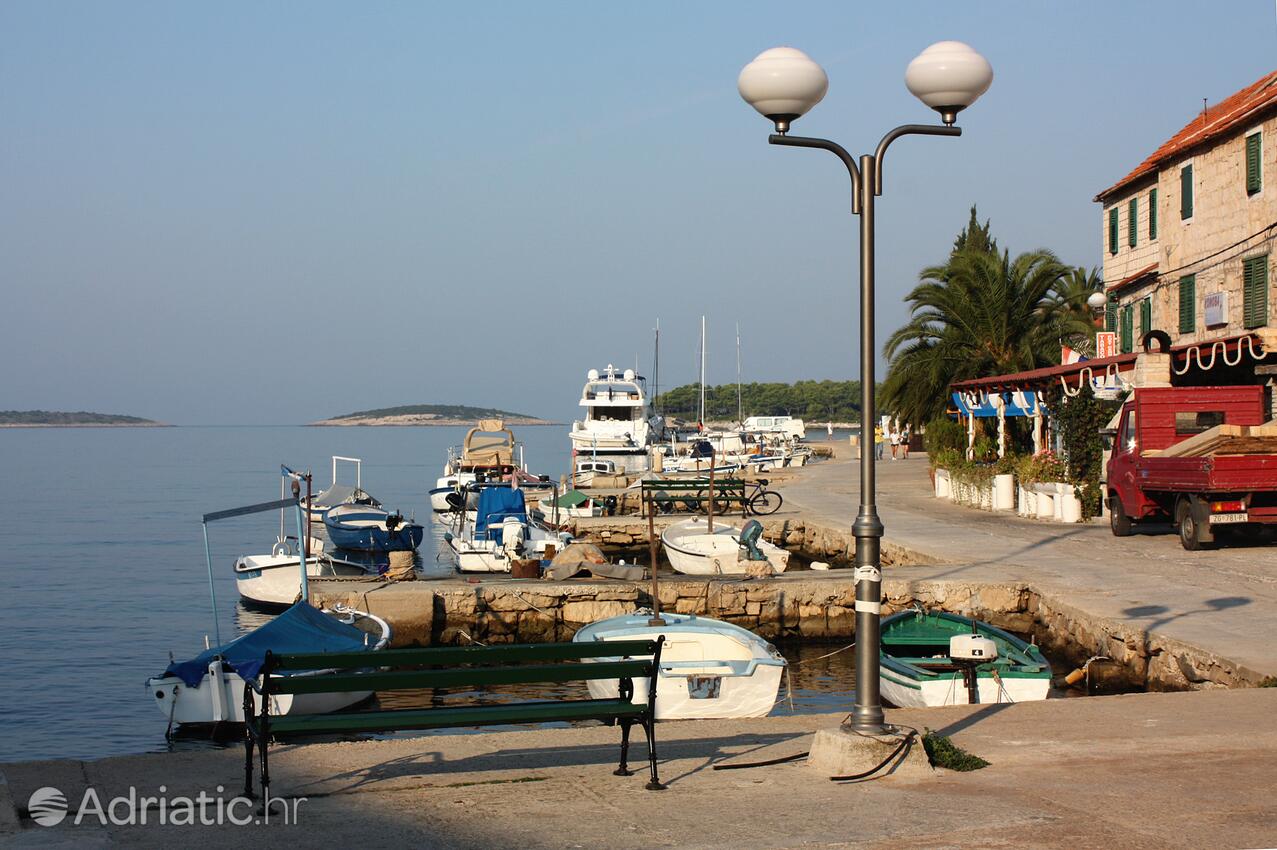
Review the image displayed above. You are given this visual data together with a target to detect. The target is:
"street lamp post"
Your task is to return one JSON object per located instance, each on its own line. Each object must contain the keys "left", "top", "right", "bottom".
{"left": 739, "top": 42, "right": 993, "bottom": 735}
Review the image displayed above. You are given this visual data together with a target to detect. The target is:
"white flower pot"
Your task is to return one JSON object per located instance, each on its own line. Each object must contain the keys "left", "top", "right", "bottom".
{"left": 1058, "top": 484, "right": 1082, "bottom": 523}
{"left": 992, "top": 474, "right": 1015, "bottom": 511}
{"left": 935, "top": 469, "right": 951, "bottom": 499}
{"left": 1033, "top": 483, "right": 1056, "bottom": 519}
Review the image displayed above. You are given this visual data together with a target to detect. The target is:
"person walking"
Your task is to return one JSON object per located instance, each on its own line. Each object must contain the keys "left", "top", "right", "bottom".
{"left": 827, "top": 421, "right": 833, "bottom": 441}
{"left": 874, "top": 424, "right": 884, "bottom": 460}
{"left": 902, "top": 424, "right": 912, "bottom": 460}
{"left": 889, "top": 428, "right": 900, "bottom": 460}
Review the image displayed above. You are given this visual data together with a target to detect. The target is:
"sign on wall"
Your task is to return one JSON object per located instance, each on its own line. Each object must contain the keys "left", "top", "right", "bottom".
{"left": 1204, "top": 292, "right": 1228, "bottom": 327}
{"left": 1095, "top": 331, "right": 1117, "bottom": 358}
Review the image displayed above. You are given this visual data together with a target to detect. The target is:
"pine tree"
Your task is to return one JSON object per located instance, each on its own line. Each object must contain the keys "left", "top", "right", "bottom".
{"left": 951, "top": 204, "right": 998, "bottom": 258}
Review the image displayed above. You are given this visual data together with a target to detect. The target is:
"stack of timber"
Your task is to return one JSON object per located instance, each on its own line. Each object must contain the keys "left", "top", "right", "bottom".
{"left": 1154, "top": 421, "right": 1277, "bottom": 458}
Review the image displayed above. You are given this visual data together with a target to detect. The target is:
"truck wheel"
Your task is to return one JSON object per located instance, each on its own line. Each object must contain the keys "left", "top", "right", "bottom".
{"left": 1109, "top": 494, "right": 1132, "bottom": 537}
{"left": 1176, "top": 499, "right": 1209, "bottom": 551}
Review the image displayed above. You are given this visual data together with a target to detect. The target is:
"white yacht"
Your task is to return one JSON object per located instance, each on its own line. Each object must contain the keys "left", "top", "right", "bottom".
{"left": 569, "top": 365, "right": 661, "bottom": 474}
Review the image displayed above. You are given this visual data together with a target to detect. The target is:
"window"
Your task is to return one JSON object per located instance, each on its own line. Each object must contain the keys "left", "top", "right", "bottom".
{"left": 1149, "top": 188, "right": 1158, "bottom": 239}
{"left": 1105, "top": 296, "right": 1118, "bottom": 333}
{"left": 1181, "top": 163, "right": 1194, "bottom": 219}
{"left": 1178, "top": 275, "right": 1196, "bottom": 334}
{"left": 1243, "top": 254, "right": 1269, "bottom": 329}
{"left": 1108, "top": 207, "right": 1119, "bottom": 254}
{"left": 1120, "top": 410, "right": 1137, "bottom": 454}
{"left": 1175, "top": 411, "right": 1225, "bottom": 435}
{"left": 1246, "top": 132, "right": 1262, "bottom": 195}
{"left": 1128, "top": 198, "right": 1137, "bottom": 247}
{"left": 1139, "top": 298, "right": 1151, "bottom": 338}
{"left": 1120, "top": 305, "right": 1134, "bottom": 353}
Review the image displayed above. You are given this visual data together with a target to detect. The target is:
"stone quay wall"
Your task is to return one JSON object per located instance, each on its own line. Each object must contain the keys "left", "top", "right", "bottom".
{"left": 307, "top": 571, "right": 1264, "bottom": 693}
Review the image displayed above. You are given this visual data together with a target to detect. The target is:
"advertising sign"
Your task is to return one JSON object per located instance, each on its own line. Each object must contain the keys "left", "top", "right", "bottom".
{"left": 1095, "top": 331, "right": 1117, "bottom": 359}
{"left": 1204, "top": 292, "right": 1228, "bottom": 327}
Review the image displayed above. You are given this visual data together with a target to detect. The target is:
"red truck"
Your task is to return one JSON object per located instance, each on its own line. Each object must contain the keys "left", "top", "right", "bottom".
{"left": 1106, "top": 385, "right": 1277, "bottom": 549}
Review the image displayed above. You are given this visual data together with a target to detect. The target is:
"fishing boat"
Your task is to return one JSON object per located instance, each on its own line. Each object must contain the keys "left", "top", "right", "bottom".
{"left": 148, "top": 494, "right": 390, "bottom": 727}
{"left": 445, "top": 485, "right": 572, "bottom": 572}
{"left": 234, "top": 536, "right": 378, "bottom": 609}
{"left": 148, "top": 602, "right": 390, "bottom": 725}
{"left": 573, "top": 612, "right": 785, "bottom": 720}
{"left": 660, "top": 517, "right": 790, "bottom": 575}
{"left": 430, "top": 420, "right": 521, "bottom": 512}
{"left": 305, "top": 456, "right": 381, "bottom": 523}
{"left": 879, "top": 609, "right": 1053, "bottom": 708}
{"left": 323, "top": 504, "right": 424, "bottom": 552}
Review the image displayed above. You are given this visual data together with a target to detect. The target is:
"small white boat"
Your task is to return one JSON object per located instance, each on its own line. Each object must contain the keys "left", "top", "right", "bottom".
{"left": 305, "top": 456, "right": 381, "bottom": 523}
{"left": 660, "top": 517, "right": 790, "bottom": 575}
{"left": 234, "top": 537, "right": 376, "bottom": 609}
{"left": 148, "top": 603, "right": 390, "bottom": 725}
{"left": 537, "top": 489, "right": 603, "bottom": 519}
{"left": 573, "top": 612, "right": 786, "bottom": 719}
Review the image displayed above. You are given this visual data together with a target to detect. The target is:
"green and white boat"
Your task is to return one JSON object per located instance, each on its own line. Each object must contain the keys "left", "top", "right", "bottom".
{"left": 879, "top": 609, "right": 1052, "bottom": 708}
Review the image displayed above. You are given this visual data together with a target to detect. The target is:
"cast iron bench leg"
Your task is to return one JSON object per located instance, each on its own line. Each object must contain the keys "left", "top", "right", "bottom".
{"left": 614, "top": 719, "right": 635, "bottom": 776}
{"left": 242, "top": 729, "right": 255, "bottom": 799}
{"left": 641, "top": 717, "right": 665, "bottom": 790}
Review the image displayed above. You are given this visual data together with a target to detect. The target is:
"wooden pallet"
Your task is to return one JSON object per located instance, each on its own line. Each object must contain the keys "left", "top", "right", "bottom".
{"left": 1155, "top": 420, "right": 1277, "bottom": 457}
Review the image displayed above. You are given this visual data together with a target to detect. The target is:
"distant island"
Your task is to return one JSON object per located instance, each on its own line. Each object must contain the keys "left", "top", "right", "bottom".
{"left": 0, "top": 410, "right": 164, "bottom": 427}
{"left": 311, "top": 403, "right": 558, "bottom": 427}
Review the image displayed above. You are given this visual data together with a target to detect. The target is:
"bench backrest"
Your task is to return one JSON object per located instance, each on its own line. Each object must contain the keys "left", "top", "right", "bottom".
{"left": 259, "top": 638, "right": 663, "bottom": 697}
{"left": 640, "top": 479, "right": 745, "bottom": 493}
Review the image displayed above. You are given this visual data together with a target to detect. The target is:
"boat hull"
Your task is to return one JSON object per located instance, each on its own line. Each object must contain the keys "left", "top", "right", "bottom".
{"left": 323, "top": 506, "right": 424, "bottom": 552}
{"left": 879, "top": 670, "right": 1050, "bottom": 709}
{"left": 661, "top": 519, "right": 789, "bottom": 575}
{"left": 573, "top": 613, "right": 785, "bottom": 720}
{"left": 147, "top": 667, "right": 371, "bottom": 725}
{"left": 235, "top": 554, "right": 372, "bottom": 609}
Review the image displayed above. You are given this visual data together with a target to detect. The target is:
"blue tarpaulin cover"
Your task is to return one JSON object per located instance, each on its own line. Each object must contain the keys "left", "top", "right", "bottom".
{"left": 161, "top": 602, "right": 373, "bottom": 688}
{"left": 475, "top": 487, "right": 527, "bottom": 536}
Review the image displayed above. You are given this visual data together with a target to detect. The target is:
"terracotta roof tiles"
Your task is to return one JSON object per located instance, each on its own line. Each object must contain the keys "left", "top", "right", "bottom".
{"left": 1095, "top": 70, "right": 1277, "bottom": 203}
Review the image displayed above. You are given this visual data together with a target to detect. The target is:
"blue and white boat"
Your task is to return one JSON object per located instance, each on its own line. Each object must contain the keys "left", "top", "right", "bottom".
{"left": 445, "top": 486, "right": 571, "bottom": 572}
{"left": 147, "top": 495, "right": 390, "bottom": 726}
{"left": 323, "top": 504, "right": 424, "bottom": 552}
{"left": 573, "top": 612, "right": 785, "bottom": 719}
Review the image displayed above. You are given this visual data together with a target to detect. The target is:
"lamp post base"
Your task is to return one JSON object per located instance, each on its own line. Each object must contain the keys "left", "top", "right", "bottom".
{"left": 807, "top": 725, "right": 932, "bottom": 780}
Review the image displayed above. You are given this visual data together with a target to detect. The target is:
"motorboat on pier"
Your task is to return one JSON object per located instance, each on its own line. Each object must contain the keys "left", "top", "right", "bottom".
{"left": 444, "top": 485, "right": 572, "bottom": 572}
{"left": 430, "top": 420, "right": 552, "bottom": 512}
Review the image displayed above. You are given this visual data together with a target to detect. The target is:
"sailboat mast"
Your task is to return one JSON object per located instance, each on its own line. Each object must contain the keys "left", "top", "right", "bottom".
{"left": 736, "top": 322, "right": 742, "bottom": 426}
{"left": 652, "top": 319, "right": 660, "bottom": 415}
{"left": 698, "top": 315, "right": 706, "bottom": 427}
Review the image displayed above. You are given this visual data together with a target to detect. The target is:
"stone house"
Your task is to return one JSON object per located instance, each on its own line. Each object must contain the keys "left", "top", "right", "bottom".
{"left": 1095, "top": 71, "right": 1277, "bottom": 354}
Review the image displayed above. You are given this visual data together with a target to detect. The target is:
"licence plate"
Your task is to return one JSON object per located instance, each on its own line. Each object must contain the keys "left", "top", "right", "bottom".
{"left": 1210, "top": 512, "right": 1249, "bottom": 524}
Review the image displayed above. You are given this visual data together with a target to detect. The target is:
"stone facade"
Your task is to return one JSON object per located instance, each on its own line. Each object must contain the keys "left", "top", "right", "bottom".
{"left": 1099, "top": 103, "right": 1277, "bottom": 349}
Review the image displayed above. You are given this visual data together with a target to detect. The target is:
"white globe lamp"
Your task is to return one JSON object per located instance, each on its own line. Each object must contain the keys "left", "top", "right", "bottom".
{"left": 904, "top": 41, "right": 993, "bottom": 124}
{"left": 737, "top": 47, "right": 828, "bottom": 134}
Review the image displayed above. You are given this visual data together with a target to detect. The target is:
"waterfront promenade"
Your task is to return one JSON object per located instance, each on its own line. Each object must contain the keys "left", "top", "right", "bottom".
{"left": 3, "top": 688, "right": 1275, "bottom": 847}
{"left": 786, "top": 445, "right": 1277, "bottom": 679}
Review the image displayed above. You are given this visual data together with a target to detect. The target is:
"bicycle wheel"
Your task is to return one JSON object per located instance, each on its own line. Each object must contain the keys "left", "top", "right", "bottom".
{"left": 748, "top": 490, "right": 783, "bottom": 515}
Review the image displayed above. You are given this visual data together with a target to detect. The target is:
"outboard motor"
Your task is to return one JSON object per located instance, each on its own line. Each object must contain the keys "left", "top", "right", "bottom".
{"left": 737, "top": 520, "right": 768, "bottom": 562}
{"left": 385, "top": 513, "right": 403, "bottom": 532}
{"left": 604, "top": 495, "right": 619, "bottom": 517}
{"left": 501, "top": 517, "right": 526, "bottom": 560}
{"left": 444, "top": 492, "right": 466, "bottom": 512}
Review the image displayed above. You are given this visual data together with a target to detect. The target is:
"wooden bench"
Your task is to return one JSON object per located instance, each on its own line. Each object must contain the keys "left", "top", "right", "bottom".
{"left": 641, "top": 478, "right": 750, "bottom": 516}
{"left": 242, "top": 638, "right": 666, "bottom": 802}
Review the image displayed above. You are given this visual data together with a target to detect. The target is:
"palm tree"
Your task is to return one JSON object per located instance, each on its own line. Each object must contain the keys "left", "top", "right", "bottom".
{"left": 881, "top": 248, "right": 1082, "bottom": 425}
{"left": 1046, "top": 265, "right": 1104, "bottom": 356}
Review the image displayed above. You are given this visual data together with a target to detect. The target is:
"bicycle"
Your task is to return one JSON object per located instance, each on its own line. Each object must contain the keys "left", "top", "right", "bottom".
{"left": 693, "top": 478, "right": 783, "bottom": 516}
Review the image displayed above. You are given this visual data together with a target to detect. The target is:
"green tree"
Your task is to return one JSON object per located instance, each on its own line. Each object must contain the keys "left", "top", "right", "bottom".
{"left": 1045, "top": 265, "right": 1104, "bottom": 356}
{"left": 881, "top": 247, "right": 1077, "bottom": 425}
{"left": 951, "top": 205, "right": 998, "bottom": 258}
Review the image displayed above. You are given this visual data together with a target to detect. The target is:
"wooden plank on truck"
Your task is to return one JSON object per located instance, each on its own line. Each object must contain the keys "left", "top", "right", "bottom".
{"left": 1155, "top": 424, "right": 1244, "bottom": 458}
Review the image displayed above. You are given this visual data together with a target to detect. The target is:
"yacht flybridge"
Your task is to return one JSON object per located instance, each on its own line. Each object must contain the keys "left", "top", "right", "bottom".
{"left": 569, "top": 365, "right": 661, "bottom": 473}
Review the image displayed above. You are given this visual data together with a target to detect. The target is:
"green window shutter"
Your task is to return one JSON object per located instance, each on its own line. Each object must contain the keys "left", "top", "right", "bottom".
{"left": 1140, "top": 298, "right": 1151, "bottom": 337}
{"left": 1128, "top": 198, "right": 1137, "bottom": 247}
{"left": 1149, "top": 188, "right": 1158, "bottom": 239}
{"left": 1244, "top": 254, "right": 1269, "bottom": 329}
{"left": 1105, "top": 298, "right": 1118, "bottom": 333}
{"left": 1178, "top": 275, "right": 1195, "bottom": 334}
{"left": 1120, "top": 306, "right": 1134, "bottom": 353}
{"left": 1108, "top": 207, "right": 1119, "bottom": 254}
{"left": 1246, "top": 132, "right": 1262, "bottom": 195}
{"left": 1181, "top": 164, "right": 1193, "bottom": 219}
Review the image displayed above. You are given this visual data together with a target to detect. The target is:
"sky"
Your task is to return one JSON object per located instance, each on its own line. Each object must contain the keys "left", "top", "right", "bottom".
{"left": 3, "top": 1, "right": 1276, "bottom": 424}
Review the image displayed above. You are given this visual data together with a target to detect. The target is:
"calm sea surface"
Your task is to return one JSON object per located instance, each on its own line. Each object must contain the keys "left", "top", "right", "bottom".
{"left": 0, "top": 425, "right": 860, "bottom": 763}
